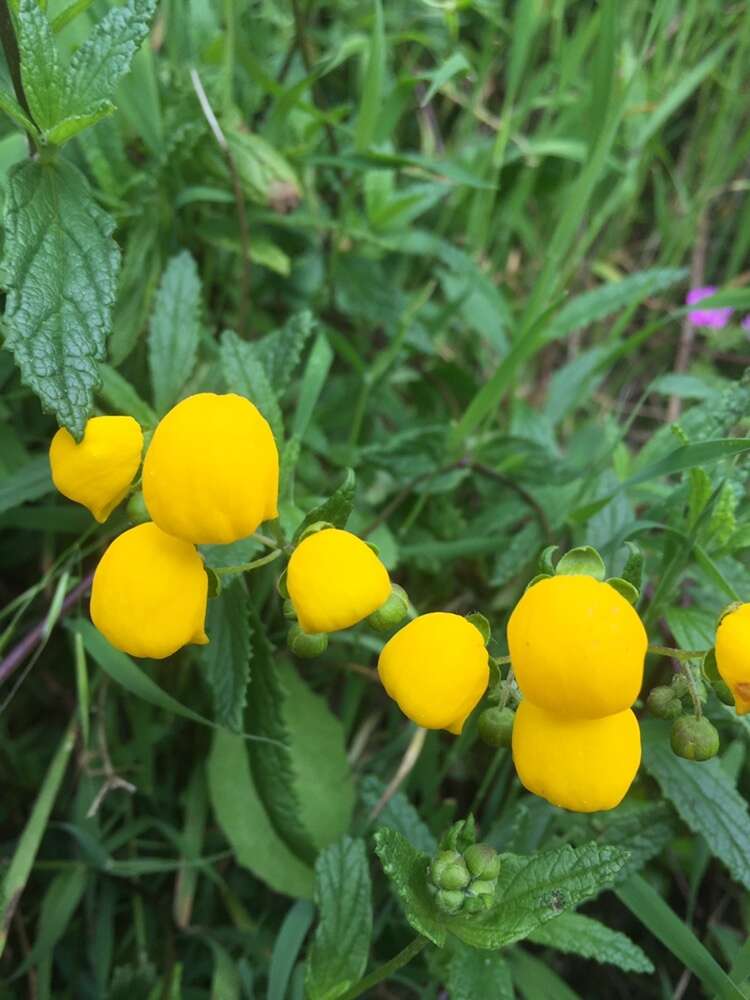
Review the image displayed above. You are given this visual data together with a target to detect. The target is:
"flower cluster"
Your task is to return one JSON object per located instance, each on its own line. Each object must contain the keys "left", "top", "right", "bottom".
{"left": 50, "top": 392, "right": 279, "bottom": 658}
{"left": 507, "top": 571, "right": 646, "bottom": 812}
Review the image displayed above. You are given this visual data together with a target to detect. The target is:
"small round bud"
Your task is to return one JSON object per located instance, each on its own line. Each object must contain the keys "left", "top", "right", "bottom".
{"left": 434, "top": 889, "right": 464, "bottom": 915}
{"left": 670, "top": 675, "right": 690, "bottom": 698}
{"left": 467, "top": 878, "right": 496, "bottom": 898}
{"left": 126, "top": 490, "right": 149, "bottom": 526}
{"left": 478, "top": 706, "right": 515, "bottom": 748}
{"left": 647, "top": 686, "right": 683, "bottom": 720}
{"left": 368, "top": 584, "right": 409, "bottom": 633}
{"left": 429, "top": 850, "right": 470, "bottom": 891}
{"left": 283, "top": 598, "right": 297, "bottom": 621}
{"left": 463, "top": 894, "right": 493, "bottom": 914}
{"left": 670, "top": 716, "right": 720, "bottom": 762}
{"left": 463, "top": 843, "right": 501, "bottom": 881}
{"left": 287, "top": 624, "right": 328, "bottom": 658}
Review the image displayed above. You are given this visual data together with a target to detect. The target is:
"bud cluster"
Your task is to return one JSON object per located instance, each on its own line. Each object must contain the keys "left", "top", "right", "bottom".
{"left": 646, "top": 671, "right": 719, "bottom": 762}
{"left": 427, "top": 819, "right": 500, "bottom": 917}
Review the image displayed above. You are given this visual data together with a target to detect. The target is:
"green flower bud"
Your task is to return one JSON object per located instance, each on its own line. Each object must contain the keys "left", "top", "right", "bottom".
{"left": 368, "top": 584, "right": 409, "bottom": 633}
{"left": 434, "top": 889, "right": 464, "bottom": 915}
{"left": 647, "top": 686, "right": 683, "bottom": 720}
{"left": 126, "top": 490, "right": 149, "bottom": 525}
{"left": 478, "top": 706, "right": 515, "bottom": 748}
{"left": 670, "top": 716, "right": 720, "bottom": 762}
{"left": 283, "top": 598, "right": 297, "bottom": 621}
{"left": 463, "top": 843, "right": 501, "bottom": 881}
{"left": 287, "top": 623, "right": 328, "bottom": 658}
{"left": 463, "top": 894, "right": 493, "bottom": 914}
{"left": 467, "top": 877, "right": 496, "bottom": 898}
{"left": 671, "top": 675, "right": 690, "bottom": 698}
{"left": 429, "top": 850, "right": 470, "bottom": 891}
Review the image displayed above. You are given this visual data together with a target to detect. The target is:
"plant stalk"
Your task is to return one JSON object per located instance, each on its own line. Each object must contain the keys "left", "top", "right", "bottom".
{"left": 337, "top": 936, "right": 427, "bottom": 1000}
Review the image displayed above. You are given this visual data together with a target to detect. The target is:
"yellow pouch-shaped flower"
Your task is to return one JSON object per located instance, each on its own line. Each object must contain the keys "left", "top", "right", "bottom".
{"left": 378, "top": 612, "right": 489, "bottom": 733}
{"left": 287, "top": 528, "right": 391, "bottom": 633}
{"left": 49, "top": 416, "right": 143, "bottom": 523}
{"left": 715, "top": 603, "right": 750, "bottom": 714}
{"left": 512, "top": 700, "right": 641, "bottom": 812}
{"left": 507, "top": 574, "right": 646, "bottom": 719}
{"left": 142, "top": 392, "right": 279, "bottom": 544}
{"left": 90, "top": 522, "right": 208, "bottom": 659}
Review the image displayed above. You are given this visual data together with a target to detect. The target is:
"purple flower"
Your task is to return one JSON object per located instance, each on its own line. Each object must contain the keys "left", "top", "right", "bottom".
{"left": 686, "top": 286, "right": 733, "bottom": 328}
{"left": 742, "top": 316, "right": 750, "bottom": 332}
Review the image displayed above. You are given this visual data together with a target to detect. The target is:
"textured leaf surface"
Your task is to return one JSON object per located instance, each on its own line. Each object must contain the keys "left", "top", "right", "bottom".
{"left": 293, "top": 468, "right": 356, "bottom": 542}
{"left": 642, "top": 720, "right": 750, "bottom": 890}
{"left": 305, "top": 838, "right": 372, "bottom": 1000}
{"left": 528, "top": 911, "right": 654, "bottom": 973}
{"left": 148, "top": 250, "right": 202, "bottom": 412}
{"left": 446, "top": 945, "right": 514, "bottom": 1000}
{"left": 373, "top": 828, "right": 446, "bottom": 946}
{"left": 359, "top": 776, "right": 437, "bottom": 854}
{"left": 575, "top": 801, "right": 677, "bottom": 884}
{"left": 252, "top": 310, "right": 316, "bottom": 393}
{"left": 200, "top": 580, "right": 251, "bottom": 733}
{"left": 220, "top": 329, "right": 284, "bottom": 443}
{"left": 17, "top": 0, "right": 65, "bottom": 129}
{"left": 2, "top": 160, "right": 119, "bottom": 438}
{"left": 207, "top": 730, "right": 313, "bottom": 899}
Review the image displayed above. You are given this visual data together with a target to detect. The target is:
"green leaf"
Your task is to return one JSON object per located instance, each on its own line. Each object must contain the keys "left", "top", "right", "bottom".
{"left": 269, "top": 901, "right": 315, "bottom": 1000}
{"left": 252, "top": 310, "right": 316, "bottom": 394}
{"left": 225, "top": 128, "right": 300, "bottom": 208}
{"left": 98, "top": 364, "right": 157, "bottom": 427}
{"left": 293, "top": 469, "right": 356, "bottom": 543}
{"left": 641, "top": 720, "right": 750, "bottom": 890}
{"left": 45, "top": 102, "right": 115, "bottom": 145}
{"left": 200, "top": 580, "right": 251, "bottom": 733}
{"left": 445, "top": 943, "right": 514, "bottom": 1000}
{"left": 447, "top": 842, "right": 630, "bottom": 950}
{"left": 511, "top": 949, "right": 582, "bottom": 1000}
{"left": 63, "top": 0, "right": 156, "bottom": 111}
{"left": 148, "top": 250, "right": 202, "bottom": 413}
{"left": 14, "top": 864, "right": 87, "bottom": 975}
{"left": 574, "top": 801, "right": 677, "bottom": 883}
{"left": 0, "top": 87, "right": 38, "bottom": 135}
{"left": 527, "top": 911, "right": 654, "bottom": 973}
{"left": 2, "top": 159, "right": 119, "bottom": 439}
{"left": 292, "top": 333, "right": 334, "bottom": 440}
{"left": 305, "top": 838, "right": 373, "bottom": 1000}
{"left": 0, "top": 715, "right": 77, "bottom": 958}
{"left": 220, "top": 328, "right": 284, "bottom": 444}
{"left": 17, "top": 0, "right": 66, "bottom": 130}
{"left": 0, "top": 456, "right": 53, "bottom": 515}
{"left": 207, "top": 729, "right": 314, "bottom": 899}
{"left": 354, "top": 0, "right": 385, "bottom": 152}
{"left": 359, "top": 776, "right": 437, "bottom": 855}
{"left": 373, "top": 828, "right": 446, "bottom": 946}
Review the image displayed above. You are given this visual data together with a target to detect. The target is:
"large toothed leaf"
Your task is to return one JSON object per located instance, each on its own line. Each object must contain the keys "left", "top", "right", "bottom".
{"left": 200, "top": 579, "right": 251, "bottom": 733}
{"left": 148, "top": 250, "right": 202, "bottom": 413}
{"left": 16, "top": 0, "right": 66, "bottom": 130}
{"left": 2, "top": 160, "right": 119, "bottom": 439}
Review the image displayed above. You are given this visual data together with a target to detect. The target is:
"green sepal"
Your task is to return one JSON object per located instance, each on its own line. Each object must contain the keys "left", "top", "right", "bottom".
{"left": 487, "top": 658, "right": 503, "bottom": 696}
{"left": 206, "top": 568, "right": 222, "bottom": 599}
{"left": 606, "top": 576, "right": 639, "bottom": 605}
{"left": 538, "top": 545, "right": 559, "bottom": 575}
{"left": 125, "top": 490, "right": 149, "bottom": 525}
{"left": 440, "top": 816, "right": 476, "bottom": 854}
{"left": 525, "top": 573, "right": 551, "bottom": 591}
{"left": 478, "top": 706, "right": 515, "bottom": 748}
{"left": 293, "top": 468, "right": 356, "bottom": 543}
{"left": 466, "top": 612, "right": 491, "bottom": 646}
{"left": 287, "top": 624, "right": 328, "bottom": 658}
{"left": 702, "top": 649, "right": 734, "bottom": 706}
{"left": 368, "top": 584, "right": 409, "bottom": 633}
{"left": 620, "top": 541, "right": 644, "bottom": 592}
{"left": 282, "top": 599, "right": 297, "bottom": 621}
{"left": 555, "top": 546, "right": 606, "bottom": 580}
{"left": 297, "top": 520, "right": 335, "bottom": 544}
{"left": 717, "top": 601, "right": 744, "bottom": 628}
{"left": 276, "top": 568, "right": 289, "bottom": 599}
{"left": 365, "top": 540, "right": 381, "bottom": 558}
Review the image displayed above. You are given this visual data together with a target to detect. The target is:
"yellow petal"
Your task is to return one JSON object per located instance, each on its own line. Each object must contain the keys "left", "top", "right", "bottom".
{"left": 507, "top": 575, "right": 646, "bottom": 719}
{"left": 378, "top": 612, "right": 489, "bottom": 732}
{"left": 49, "top": 416, "right": 143, "bottom": 522}
{"left": 716, "top": 603, "right": 750, "bottom": 714}
{"left": 142, "top": 392, "right": 279, "bottom": 544}
{"left": 512, "top": 701, "right": 641, "bottom": 812}
{"left": 287, "top": 528, "right": 391, "bottom": 633}
{"left": 90, "top": 522, "right": 208, "bottom": 659}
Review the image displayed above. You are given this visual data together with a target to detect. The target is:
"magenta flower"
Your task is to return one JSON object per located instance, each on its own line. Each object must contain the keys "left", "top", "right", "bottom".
{"left": 742, "top": 316, "right": 750, "bottom": 332}
{"left": 686, "top": 286, "right": 733, "bottom": 328}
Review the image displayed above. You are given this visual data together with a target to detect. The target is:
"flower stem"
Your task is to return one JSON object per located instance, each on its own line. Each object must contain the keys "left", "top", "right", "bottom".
{"left": 213, "top": 549, "right": 282, "bottom": 576}
{"left": 648, "top": 644, "right": 708, "bottom": 662}
{"left": 337, "top": 936, "right": 427, "bottom": 1000}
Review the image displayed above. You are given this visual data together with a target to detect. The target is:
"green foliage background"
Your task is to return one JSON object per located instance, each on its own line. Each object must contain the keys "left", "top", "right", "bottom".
{"left": 2, "top": 0, "right": 750, "bottom": 997}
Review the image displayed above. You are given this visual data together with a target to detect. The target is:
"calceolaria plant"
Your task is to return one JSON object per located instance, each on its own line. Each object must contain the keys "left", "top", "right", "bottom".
{"left": 5, "top": 1, "right": 750, "bottom": 997}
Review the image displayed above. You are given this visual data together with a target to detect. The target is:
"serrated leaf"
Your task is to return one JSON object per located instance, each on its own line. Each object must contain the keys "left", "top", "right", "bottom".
{"left": 575, "top": 801, "right": 677, "bottom": 883}
{"left": 293, "top": 469, "right": 356, "bottom": 543}
{"left": 45, "top": 102, "right": 115, "bottom": 145}
{"left": 446, "top": 944, "right": 514, "bottom": 1000}
{"left": 200, "top": 580, "right": 251, "bottom": 733}
{"left": 0, "top": 88, "right": 38, "bottom": 135}
{"left": 63, "top": 0, "right": 156, "bottom": 111}
{"left": 447, "top": 842, "right": 630, "bottom": 950}
{"left": 220, "top": 328, "right": 284, "bottom": 444}
{"left": 642, "top": 720, "right": 750, "bottom": 890}
{"left": 373, "top": 828, "right": 446, "bottom": 946}
{"left": 17, "top": 0, "right": 66, "bottom": 130}
{"left": 207, "top": 729, "right": 313, "bottom": 899}
{"left": 2, "top": 160, "right": 119, "bottom": 438}
{"left": 359, "top": 776, "right": 437, "bottom": 855}
{"left": 528, "top": 911, "right": 654, "bottom": 973}
{"left": 252, "top": 310, "right": 316, "bottom": 393}
{"left": 98, "top": 364, "right": 157, "bottom": 427}
{"left": 148, "top": 251, "right": 202, "bottom": 413}
{"left": 305, "top": 838, "right": 372, "bottom": 1000}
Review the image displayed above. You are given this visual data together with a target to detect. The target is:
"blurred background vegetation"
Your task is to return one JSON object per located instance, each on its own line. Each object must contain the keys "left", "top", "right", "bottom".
{"left": 3, "top": 0, "right": 750, "bottom": 996}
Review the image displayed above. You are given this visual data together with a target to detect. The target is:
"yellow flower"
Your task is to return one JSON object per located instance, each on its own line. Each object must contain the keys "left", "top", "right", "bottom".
{"left": 512, "top": 700, "right": 641, "bottom": 812}
{"left": 507, "top": 574, "right": 646, "bottom": 719}
{"left": 142, "top": 392, "right": 278, "bottom": 544}
{"left": 90, "top": 522, "right": 208, "bottom": 659}
{"left": 715, "top": 603, "right": 750, "bottom": 714}
{"left": 378, "top": 612, "right": 489, "bottom": 733}
{"left": 49, "top": 416, "right": 143, "bottom": 523}
{"left": 287, "top": 528, "right": 391, "bottom": 633}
